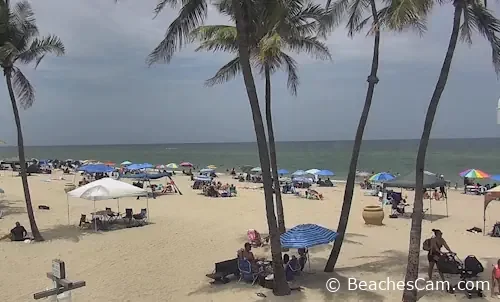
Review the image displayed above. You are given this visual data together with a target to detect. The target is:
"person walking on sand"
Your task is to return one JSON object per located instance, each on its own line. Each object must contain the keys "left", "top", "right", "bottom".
{"left": 427, "top": 229, "right": 453, "bottom": 281}
{"left": 492, "top": 259, "right": 500, "bottom": 298}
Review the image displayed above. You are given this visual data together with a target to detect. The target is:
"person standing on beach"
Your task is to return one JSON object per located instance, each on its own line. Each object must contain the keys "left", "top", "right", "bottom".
{"left": 492, "top": 259, "right": 500, "bottom": 298}
{"left": 426, "top": 229, "right": 453, "bottom": 281}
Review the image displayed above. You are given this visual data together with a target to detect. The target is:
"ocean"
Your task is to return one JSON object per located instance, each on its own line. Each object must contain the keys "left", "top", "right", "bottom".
{"left": 0, "top": 138, "right": 498, "bottom": 183}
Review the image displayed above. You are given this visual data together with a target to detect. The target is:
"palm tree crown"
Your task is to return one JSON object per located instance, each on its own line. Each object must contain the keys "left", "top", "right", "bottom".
{"left": 0, "top": 0, "right": 65, "bottom": 107}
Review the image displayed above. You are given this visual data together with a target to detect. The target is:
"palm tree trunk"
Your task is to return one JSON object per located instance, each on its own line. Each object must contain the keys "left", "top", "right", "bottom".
{"left": 401, "top": 4, "right": 462, "bottom": 302}
{"left": 264, "top": 64, "right": 286, "bottom": 234}
{"left": 4, "top": 69, "right": 44, "bottom": 241}
{"left": 232, "top": 0, "right": 290, "bottom": 295}
{"left": 324, "top": 0, "right": 380, "bottom": 272}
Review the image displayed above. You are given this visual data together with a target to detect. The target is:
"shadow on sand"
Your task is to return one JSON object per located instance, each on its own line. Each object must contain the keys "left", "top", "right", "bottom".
{"left": 41, "top": 222, "right": 155, "bottom": 242}
{"left": 0, "top": 199, "right": 26, "bottom": 217}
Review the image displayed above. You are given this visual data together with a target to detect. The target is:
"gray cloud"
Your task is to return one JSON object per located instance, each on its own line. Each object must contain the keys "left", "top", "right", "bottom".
{"left": 0, "top": 0, "right": 498, "bottom": 145}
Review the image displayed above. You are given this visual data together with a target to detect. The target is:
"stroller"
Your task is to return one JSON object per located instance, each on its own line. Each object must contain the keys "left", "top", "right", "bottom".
{"left": 436, "top": 253, "right": 484, "bottom": 298}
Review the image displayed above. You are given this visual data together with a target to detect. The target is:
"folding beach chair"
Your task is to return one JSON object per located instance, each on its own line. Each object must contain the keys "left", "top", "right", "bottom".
{"left": 237, "top": 259, "right": 259, "bottom": 285}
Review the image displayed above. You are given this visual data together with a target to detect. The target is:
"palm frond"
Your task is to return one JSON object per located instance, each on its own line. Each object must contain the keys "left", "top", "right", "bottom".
{"left": 154, "top": 0, "right": 181, "bottom": 17}
{"left": 205, "top": 56, "right": 240, "bottom": 86}
{"left": 16, "top": 35, "right": 65, "bottom": 67}
{"left": 468, "top": 2, "right": 500, "bottom": 74}
{"left": 192, "top": 25, "right": 239, "bottom": 53}
{"left": 278, "top": 51, "right": 299, "bottom": 95}
{"left": 377, "top": 0, "right": 431, "bottom": 34}
{"left": 147, "top": 0, "right": 207, "bottom": 65}
{"left": 11, "top": 66, "right": 34, "bottom": 109}
{"left": 11, "top": 0, "right": 38, "bottom": 38}
{"left": 0, "top": 41, "right": 18, "bottom": 63}
{"left": 285, "top": 35, "right": 332, "bottom": 60}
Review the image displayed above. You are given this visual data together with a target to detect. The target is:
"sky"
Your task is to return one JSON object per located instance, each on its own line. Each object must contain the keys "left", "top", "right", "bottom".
{"left": 0, "top": 0, "right": 499, "bottom": 146}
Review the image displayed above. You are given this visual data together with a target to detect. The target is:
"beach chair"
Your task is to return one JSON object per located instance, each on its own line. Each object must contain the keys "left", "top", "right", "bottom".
{"left": 133, "top": 209, "right": 147, "bottom": 225}
{"left": 79, "top": 214, "right": 90, "bottom": 228}
{"left": 123, "top": 208, "right": 133, "bottom": 224}
{"left": 205, "top": 258, "right": 239, "bottom": 284}
{"left": 237, "top": 259, "right": 259, "bottom": 285}
{"left": 247, "top": 229, "right": 269, "bottom": 247}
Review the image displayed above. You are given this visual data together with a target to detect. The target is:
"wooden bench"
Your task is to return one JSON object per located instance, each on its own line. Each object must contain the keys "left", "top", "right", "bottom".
{"left": 206, "top": 258, "right": 239, "bottom": 284}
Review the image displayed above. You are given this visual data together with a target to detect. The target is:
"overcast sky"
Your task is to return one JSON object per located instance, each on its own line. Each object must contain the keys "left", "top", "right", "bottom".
{"left": 0, "top": 0, "right": 499, "bottom": 146}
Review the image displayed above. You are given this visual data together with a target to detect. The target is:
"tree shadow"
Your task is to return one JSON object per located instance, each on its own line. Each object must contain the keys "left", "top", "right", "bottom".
{"left": 0, "top": 199, "right": 26, "bottom": 217}
{"left": 396, "top": 213, "right": 448, "bottom": 222}
{"left": 41, "top": 224, "right": 97, "bottom": 242}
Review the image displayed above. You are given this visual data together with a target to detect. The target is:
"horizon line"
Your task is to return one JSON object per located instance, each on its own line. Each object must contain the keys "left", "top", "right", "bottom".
{"left": 0, "top": 136, "right": 498, "bottom": 147}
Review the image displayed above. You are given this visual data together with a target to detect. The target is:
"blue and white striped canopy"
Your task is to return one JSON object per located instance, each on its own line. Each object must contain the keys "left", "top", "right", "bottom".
{"left": 280, "top": 224, "right": 338, "bottom": 249}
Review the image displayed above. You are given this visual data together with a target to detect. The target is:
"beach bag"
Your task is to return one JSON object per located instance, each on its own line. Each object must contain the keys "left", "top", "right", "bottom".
{"left": 422, "top": 238, "right": 431, "bottom": 251}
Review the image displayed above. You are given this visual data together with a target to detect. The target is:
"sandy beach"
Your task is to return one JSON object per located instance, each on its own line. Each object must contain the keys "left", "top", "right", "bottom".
{"left": 0, "top": 171, "right": 499, "bottom": 301}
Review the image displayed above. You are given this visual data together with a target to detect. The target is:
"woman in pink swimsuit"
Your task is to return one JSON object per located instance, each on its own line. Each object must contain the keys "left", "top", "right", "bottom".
{"left": 492, "top": 259, "right": 500, "bottom": 298}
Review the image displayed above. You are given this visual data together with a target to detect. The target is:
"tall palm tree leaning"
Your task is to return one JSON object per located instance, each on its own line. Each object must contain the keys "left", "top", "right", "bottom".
{"left": 402, "top": 1, "right": 500, "bottom": 301}
{"left": 323, "top": 0, "right": 425, "bottom": 271}
{"left": 190, "top": 0, "right": 332, "bottom": 235}
{"left": 147, "top": 0, "right": 324, "bottom": 295}
{"left": 0, "top": 0, "right": 65, "bottom": 241}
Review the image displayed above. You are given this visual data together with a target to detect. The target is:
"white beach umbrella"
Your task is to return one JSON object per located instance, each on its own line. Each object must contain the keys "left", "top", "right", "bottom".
{"left": 67, "top": 178, "right": 148, "bottom": 228}
{"left": 305, "top": 169, "right": 321, "bottom": 175}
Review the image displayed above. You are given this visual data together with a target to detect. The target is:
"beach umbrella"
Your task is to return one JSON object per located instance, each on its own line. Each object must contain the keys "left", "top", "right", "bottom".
{"left": 250, "top": 167, "right": 262, "bottom": 173}
{"left": 156, "top": 165, "right": 165, "bottom": 169}
{"left": 369, "top": 172, "right": 395, "bottom": 182}
{"left": 317, "top": 170, "right": 335, "bottom": 176}
{"left": 207, "top": 165, "right": 217, "bottom": 169}
{"left": 277, "top": 169, "right": 289, "bottom": 175}
{"left": 180, "top": 162, "right": 193, "bottom": 167}
{"left": 141, "top": 163, "right": 154, "bottom": 169}
{"left": 103, "top": 162, "right": 115, "bottom": 166}
{"left": 200, "top": 168, "right": 214, "bottom": 173}
{"left": 459, "top": 169, "right": 490, "bottom": 179}
{"left": 490, "top": 175, "right": 500, "bottom": 181}
{"left": 78, "top": 164, "right": 114, "bottom": 173}
{"left": 120, "top": 161, "right": 132, "bottom": 166}
{"left": 305, "top": 169, "right": 321, "bottom": 175}
{"left": 280, "top": 224, "right": 338, "bottom": 249}
{"left": 292, "top": 170, "right": 306, "bottom": 176}
{"left": 166, "top": 163, "right": 178, "bottom": 169}
{"left": 356, "top": 171, "right": 371, "bottom": 177}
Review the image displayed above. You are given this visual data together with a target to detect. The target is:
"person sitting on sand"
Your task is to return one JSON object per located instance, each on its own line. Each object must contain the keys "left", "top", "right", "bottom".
{"left": 238, "top": 243, "right": 259, "bottom": 272}
{"left": 492, "top": 259, "right": 500, "bottom": 298}
{"left": 10, "top": 222, "right": 28, "bottom": 241}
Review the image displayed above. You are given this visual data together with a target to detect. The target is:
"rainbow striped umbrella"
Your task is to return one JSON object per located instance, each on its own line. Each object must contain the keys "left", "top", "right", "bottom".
{"left": 459, "top": 169, "right": 490, "bottom": 179}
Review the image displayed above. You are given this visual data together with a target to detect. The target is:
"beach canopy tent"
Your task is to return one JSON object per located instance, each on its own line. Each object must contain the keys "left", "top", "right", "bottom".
{"left": 383, "top": 170, "right": 448, "bottom": 219}
{"left": 483, "top": 186, "right": 500, "bottom": 234}
{"left": 383, "top": 171, "right": 446, "bottom": 189}
{"left": 126, "top": 163, "right": 153, "bottom": 170}
{"left": 67, "top": 178, "right": 148, "bottom": 228}
{"left": 317, "top": 170, "right": 334, "bottom": 176}
{"left": 78, "top": 164, "right": 114, "bottom": 173}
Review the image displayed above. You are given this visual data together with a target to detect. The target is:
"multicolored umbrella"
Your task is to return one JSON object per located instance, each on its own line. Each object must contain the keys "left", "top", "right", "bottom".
{"left": 180, "top": 162, "right": 193, "bottom": 167}
{"left": 459, "top": 169, "right": 490, "bottom": 179}
{"left": 369, "top": 172, "right": 395, "bottom": 182}
{"left": 166, "top": 163, "right": 178, "bottom": 169}
{"left": 206, "top": 165, "right": 217, "bottom": 169}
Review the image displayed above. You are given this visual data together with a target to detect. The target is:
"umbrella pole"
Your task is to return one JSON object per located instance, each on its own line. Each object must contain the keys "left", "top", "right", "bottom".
{"left": 66, "top": 195, "right": 70, "bottom": 225}
{"left": 429, "top": 198, "right": 433, "bottom": 223}
{"left": 146, "top": 195, "right": 150, "bottom": 222}
{"left": 117, "top": 198, "right": 120, "bottom": 214}
{"left": 93, "top": 198, "right": 97, "bottom": 231}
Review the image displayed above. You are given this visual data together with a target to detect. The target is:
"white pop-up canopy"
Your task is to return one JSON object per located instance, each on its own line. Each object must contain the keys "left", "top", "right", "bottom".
{"left": 67, "top": 178, "right": 148, "bottom": 228}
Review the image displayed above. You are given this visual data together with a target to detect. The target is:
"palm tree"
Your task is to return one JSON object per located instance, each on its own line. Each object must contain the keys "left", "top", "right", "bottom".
{"left": 323, "top": 0, "right": 425, "bottom": 272}
{"left": 191, "top": 0, "right": 331, "bottom": 235}
{"left": 149, "top": 0, "right": 328, "bottom": 295}
{"left": 401, "top": 1, "right": 500, "bottom": 301}
{"left": 0, "top": 0, "right": 65, "bottom": 241}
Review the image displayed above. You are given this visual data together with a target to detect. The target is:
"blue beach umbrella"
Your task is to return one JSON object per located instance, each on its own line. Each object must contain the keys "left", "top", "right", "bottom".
{"left": 490, "top": 175, "right": 500, "bottom": 181}
{"left": 280, "top": 224, "right": 338, "bottom": 249}
{"left": 292, "top": 170, "right": 306, "bottom": 176}
{"left": 369, "top": 172, "right": 395, "bottom": 182}
{"left": 317, "top": 170, "right": 334, "bottom": 176}
{"left": 277, "top": 169, "right": 289, "bottom": 175}
{"left": 200, "top": 168, "right": 214, "bottom": 173}
{"left": 78, "top": 164, "right": 114, "bottom": 173}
